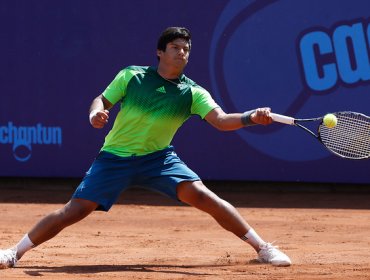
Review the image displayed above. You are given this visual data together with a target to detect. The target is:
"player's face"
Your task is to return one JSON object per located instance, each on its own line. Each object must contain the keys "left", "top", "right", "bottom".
{"left": 157, "top": 38, "right": 190, "bottom": 69}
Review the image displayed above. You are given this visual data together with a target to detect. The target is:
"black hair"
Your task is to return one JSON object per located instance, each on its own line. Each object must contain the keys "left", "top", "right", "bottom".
{"left": 157, "top": 27, "right": 191, "bottom": 57}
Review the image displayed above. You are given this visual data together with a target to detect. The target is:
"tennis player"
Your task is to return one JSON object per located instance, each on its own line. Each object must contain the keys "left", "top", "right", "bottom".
{"left": 0, "top": 27, "right": 291, "bottom": 268}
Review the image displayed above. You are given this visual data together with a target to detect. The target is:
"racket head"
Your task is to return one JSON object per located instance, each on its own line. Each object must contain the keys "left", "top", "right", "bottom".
{"left": 318, "top": 112, "right": 370, "bottom": 160}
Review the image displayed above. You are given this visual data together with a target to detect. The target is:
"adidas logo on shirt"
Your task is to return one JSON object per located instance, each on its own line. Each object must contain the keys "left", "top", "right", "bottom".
{"left": 156, "top": 86, "right": 166, "bottom": 93}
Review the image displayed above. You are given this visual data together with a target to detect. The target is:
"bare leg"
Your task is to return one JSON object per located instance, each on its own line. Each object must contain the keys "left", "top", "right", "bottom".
{"left": 1, "top": 199, "right": 97, "bottom": 267}
{"left": 177, "top": 180, "right": 256, "bottom": 249}
{"left": 25, "top": 198, "right": 98, "bottom": 253}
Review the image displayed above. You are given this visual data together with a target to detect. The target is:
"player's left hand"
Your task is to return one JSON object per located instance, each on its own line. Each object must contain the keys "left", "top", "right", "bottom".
{"left": 251, "top": 107, "right": 273, "bottom": 125}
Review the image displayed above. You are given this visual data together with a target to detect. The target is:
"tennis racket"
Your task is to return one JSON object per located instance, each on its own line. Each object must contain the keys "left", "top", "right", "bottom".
{"left": 270, "top": 111, "right": 370, "bottom": 160}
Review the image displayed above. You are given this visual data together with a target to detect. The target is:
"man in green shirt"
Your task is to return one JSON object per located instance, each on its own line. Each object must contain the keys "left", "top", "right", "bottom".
{"left": 0, "top": 27, "right": 291, "bottom": 268}
{"left": 97, "top": 64, "right": 220, "bottom": 157}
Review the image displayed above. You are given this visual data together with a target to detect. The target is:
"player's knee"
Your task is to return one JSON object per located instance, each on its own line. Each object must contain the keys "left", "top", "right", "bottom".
{"left": 57, "top": 200, "right": 95, "bottom": 225}
{"left": 192, "top": 189, "right": 223, "bottom": 210}
{"left": 178, "top": 181, "right": 222, "bottom": 209}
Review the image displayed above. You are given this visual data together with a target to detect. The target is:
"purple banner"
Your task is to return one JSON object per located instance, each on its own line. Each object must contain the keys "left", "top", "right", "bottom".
{"left": 1, "top": 0, "right": 369, "bottom": 183}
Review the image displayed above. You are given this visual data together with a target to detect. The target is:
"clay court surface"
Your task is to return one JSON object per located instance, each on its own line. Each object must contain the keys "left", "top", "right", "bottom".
{"left": 0, "top": 179, "right": 369, "bottom": 280}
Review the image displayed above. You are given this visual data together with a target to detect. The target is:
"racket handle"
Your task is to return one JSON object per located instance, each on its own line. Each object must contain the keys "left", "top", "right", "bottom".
{"left": 270, "top": 113, "right": 295, "bottom": 125}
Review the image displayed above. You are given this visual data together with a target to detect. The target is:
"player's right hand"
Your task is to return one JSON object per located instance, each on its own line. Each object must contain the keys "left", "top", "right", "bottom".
{"left": 89, "top": 109, "right": 109, "bottom": 129}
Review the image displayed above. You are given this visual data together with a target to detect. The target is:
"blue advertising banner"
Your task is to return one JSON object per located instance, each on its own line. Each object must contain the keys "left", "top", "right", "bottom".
{"left": 0, "top": 0, "right": 369, "bottom": 183}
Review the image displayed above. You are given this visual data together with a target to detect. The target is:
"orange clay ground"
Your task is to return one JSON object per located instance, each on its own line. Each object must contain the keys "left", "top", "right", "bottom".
{"left": 0, "top": 180, "right": 369, "bottom": 280}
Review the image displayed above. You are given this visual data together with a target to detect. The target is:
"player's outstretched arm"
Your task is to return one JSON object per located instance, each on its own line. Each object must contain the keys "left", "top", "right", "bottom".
{"left": 205, "top": 107, "right": 273, "bottom": 131}
{"left": 89, "top": 94, "right": 113, "bottom": 129}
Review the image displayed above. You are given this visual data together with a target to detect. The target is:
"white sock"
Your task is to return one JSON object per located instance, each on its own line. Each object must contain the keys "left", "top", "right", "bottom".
{"left": 241, "top": 228, "right": 266, "bottom": 251}
{"left": 15, "top": 234, "right": 35, "bottom": 259}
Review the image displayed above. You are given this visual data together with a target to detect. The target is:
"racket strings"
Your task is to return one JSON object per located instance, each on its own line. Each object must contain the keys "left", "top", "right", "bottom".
{"left": 319, "top": 113, "right": 370, "bottom": 159}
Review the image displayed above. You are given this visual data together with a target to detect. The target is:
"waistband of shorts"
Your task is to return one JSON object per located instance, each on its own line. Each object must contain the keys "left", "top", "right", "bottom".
{"left": 98, "top": 146, "right": 175, "bottom": 161}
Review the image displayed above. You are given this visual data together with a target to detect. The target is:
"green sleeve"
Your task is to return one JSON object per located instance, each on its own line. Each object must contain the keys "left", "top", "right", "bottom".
{"left": 102, "top": 69, "right": 129, "bottom": 105}
{"left": 190, "top": 86, "right": 220, "bottom": 119}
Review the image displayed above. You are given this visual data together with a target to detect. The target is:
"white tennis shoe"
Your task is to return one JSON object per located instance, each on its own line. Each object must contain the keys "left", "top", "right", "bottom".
{"left": 0, "top": 248, "right": 18, "bottom": 269}
{"left": 258, "top": 242, "right": 291, "bottom": 266}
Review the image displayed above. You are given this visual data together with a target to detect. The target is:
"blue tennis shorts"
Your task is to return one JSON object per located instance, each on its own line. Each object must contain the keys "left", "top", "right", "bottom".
{"left": 72, "top": 146, "right": 200, "bottom": 211}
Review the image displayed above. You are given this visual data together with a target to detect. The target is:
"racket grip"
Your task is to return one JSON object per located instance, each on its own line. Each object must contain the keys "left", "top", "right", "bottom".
{"left": 270, "top": 113, "right": 295, "bottom": 125}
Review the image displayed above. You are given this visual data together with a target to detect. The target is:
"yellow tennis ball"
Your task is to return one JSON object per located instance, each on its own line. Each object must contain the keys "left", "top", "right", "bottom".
{"left": 323, "top": 113, "right": 337, "bottom": 128}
